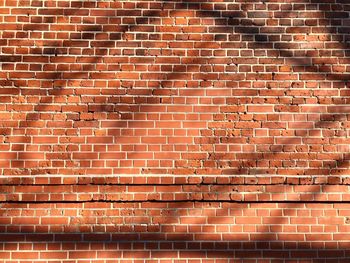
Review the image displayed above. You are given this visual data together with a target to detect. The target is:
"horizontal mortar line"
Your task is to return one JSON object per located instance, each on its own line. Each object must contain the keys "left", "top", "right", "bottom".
{"left": 0, "top": 183, "right": 345, "bottom": 186}
{"left": 0, "top": 200, "right": 349, "bottom": 204}
{"left": 1, "top": 53, "right": 340, "bottom": 55}
{"left": 0, "top": 174, "right": 347, "bottom": 177}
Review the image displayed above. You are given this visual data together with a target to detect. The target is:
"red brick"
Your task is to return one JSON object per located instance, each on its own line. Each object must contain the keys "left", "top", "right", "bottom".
{"left": 0, "top": 1, "right": 349, "bottom": 261}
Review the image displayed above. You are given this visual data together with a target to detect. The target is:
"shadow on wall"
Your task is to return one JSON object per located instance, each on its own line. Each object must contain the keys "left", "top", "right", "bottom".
{"left": 0, "top": 175, "right": 350, "bottom": 261}
{"left": 0, "top": 0, "right": 350, "bottom": 261}
{"left": 0, "top": 0, "right": 349, "bottom": 176}
{"left": 1, "top": 201, "right": 350, "bottom": 261}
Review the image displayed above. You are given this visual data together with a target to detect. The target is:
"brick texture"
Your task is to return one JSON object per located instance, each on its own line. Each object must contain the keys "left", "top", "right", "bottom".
{"left": 0, "top": 0, "right": 349, "bottom": 261}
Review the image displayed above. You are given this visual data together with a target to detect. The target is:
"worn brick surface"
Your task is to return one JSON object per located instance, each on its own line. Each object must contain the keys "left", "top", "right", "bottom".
{"left": 0, "top": 0, "right": 349, "bottom": 261}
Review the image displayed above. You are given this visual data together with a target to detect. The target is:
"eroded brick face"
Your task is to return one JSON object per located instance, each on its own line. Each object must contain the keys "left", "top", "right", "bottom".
{"left": 0, "top": 0, "right": 349, "bottom": 261}
{"left": 0, "top": 0, "right": 349, "bottom": 176}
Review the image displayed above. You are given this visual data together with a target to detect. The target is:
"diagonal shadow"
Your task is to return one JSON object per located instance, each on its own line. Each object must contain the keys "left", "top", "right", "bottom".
{"left": 0, "top": 0, "right": 349, "bottom": 176}
{"left": 0, "top": 0, "right": 349, "bottom": 261}
{"left": 0, "top": 200, "right": 350, "bottom": 261}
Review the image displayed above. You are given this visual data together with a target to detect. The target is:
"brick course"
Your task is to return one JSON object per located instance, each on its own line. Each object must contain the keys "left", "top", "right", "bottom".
{"left": 0, "top": 0, "right": 349, "bottom": 261}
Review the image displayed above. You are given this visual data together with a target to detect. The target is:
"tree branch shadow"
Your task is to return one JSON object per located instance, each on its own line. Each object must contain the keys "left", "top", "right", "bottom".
{"left": 0, "top": 0, "right": 349, "bottom": 176}
{"left": 0, "top": 0, "right": 349, "bottom": 261}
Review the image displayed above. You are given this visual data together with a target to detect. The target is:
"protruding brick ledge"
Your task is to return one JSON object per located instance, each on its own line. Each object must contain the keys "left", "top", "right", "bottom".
{"left": 0, "top": 175, "right": 349, "bottom": 202}
{"left": 0, "top": 175, "right": 347, "bottom": 185}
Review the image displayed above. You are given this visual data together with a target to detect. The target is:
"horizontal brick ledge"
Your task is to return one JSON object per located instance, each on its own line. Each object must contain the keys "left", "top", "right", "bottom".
{"left": 0, "top": 175, "right": 347, "bottom": 185}
{"left": 0, "top": 184, "right": 348, "bottom": 202}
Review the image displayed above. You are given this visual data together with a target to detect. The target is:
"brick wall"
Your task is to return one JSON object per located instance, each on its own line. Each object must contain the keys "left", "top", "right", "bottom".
{"left": 0, "top": 0, "right": 349, "bottom": 261}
